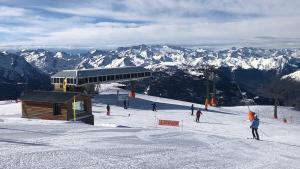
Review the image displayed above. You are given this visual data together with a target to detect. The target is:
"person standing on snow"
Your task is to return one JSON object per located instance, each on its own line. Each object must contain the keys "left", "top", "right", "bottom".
{"left": 123, "top": 99, "right": 127, "bottom": 109}
{"left": 152, "top": 102, "right": 157, "bottom": 111}
{"left": 196, "top": 108, "right": 202, "bottom": 123}
{"left": 191, "top": 104, "right": 194, "bottom": 116}
{"left": 106, "top": 104, "right": 110, "bottom": 116}
{"left": 250, "top": 115, "right": 260, "bottom": 140}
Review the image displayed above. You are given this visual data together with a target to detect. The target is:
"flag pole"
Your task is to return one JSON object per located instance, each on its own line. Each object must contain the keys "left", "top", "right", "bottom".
{"left": 73, "top": 96, "right": 76, "bottom": 122}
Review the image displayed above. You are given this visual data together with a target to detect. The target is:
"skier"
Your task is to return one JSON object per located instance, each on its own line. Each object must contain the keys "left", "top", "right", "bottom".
{"left": 196, "top": 108, "right": 202, "bottom": 123}
{"left": 250, "top": 115, "right": 260, "bottom": 140}
{"left": 106, "top": 104, "right": 110, "bottom": 116}
{"left": 152, "top": 102, "right": 157, "bottom": 111}
{"left": 123, "top": 99, "right": 127, "bottom": 109}
{"left": 191, "top": 104, "right": 194, "bottom": 116}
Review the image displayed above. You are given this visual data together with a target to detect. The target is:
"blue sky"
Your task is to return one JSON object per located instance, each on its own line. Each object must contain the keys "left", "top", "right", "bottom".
{"left": 0, "top": 0, "right": 299, "bottom": 49}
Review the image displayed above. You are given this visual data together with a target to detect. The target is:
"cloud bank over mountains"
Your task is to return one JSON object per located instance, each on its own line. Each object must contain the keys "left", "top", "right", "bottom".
{"left": 0, "top": 0, "right": 299, "bottom": 49}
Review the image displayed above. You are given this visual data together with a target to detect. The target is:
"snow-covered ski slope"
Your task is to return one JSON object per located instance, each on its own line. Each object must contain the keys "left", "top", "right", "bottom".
{"left": 0, "top": 86, "right": 299, "bottom": 169}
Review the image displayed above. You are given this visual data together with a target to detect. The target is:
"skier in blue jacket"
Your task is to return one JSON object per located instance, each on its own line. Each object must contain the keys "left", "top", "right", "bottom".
{"left": 250, "top": 115, "right": 260, "bottom": 140}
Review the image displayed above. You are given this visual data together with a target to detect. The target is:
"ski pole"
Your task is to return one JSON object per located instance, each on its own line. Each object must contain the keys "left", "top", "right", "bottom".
{"left": 259, "top": 128, "right": 269, "bottom": 137}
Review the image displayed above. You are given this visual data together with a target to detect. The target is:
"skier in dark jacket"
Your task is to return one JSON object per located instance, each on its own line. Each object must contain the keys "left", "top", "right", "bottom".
{"left": 196, "top": 108, "right": 202, "bottom": 122}
{"left": 250, "top": 115, "right": 260, "bottom": 140}
{"left": 123, "top": 100, "right": 127, "bottom": 109}
{"left": 152, "top": 102, "right": 157, "bottom": 111}
{"left": 106, "top": 104, "right": 110, "bottom": 116}
{"left": 191, "top": 104, "right": 194, "bottom": 116}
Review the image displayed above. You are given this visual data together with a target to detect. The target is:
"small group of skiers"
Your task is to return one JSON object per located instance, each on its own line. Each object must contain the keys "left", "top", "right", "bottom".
{"left": 108, "top": 98, "right": 260, "bottom": 140}
{"left": 191, "top": 104, "right": 260, "bottom": 140}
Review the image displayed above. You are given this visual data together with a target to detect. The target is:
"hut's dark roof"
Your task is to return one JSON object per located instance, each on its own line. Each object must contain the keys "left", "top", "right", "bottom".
{"left": 51, "top": 66, "right": 149, "bottom": 78}
{"left": 19, "top": 91, "right": 83, "bottom": 103}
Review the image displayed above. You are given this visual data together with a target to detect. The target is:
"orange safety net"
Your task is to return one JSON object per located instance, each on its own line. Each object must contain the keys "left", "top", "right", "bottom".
{"left": 205, "top": 98, "right": 210, "bottom": 109}
{"left": 159, "top": 120, "right": 179, "bottom": 127}
{"left": 128, "top": 91, "right": 135, "bottom": 98}
{"left": 211, "top": 97, "right": 217, "bottom": 107}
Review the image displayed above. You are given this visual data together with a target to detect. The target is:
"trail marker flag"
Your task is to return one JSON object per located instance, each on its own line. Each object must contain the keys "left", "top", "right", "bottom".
{"left": 63, "top": 78, "right": 67, "bottom": 92}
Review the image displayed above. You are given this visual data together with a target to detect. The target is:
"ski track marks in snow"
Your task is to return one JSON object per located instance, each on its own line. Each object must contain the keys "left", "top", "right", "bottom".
{"left": 0, "top": 87, "right": 300, "bottom": 169}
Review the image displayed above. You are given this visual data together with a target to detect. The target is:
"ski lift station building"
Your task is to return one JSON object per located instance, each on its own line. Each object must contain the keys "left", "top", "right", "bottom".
{"left": 19, "top": 66, "right": 151, "bottom": 125}
{"left": 50, "top": 66, "right": 152, "bottom": 93}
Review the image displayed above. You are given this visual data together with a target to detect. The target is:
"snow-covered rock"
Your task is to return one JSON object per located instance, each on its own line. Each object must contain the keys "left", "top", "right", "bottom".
{"left": 281, "top": 70, "right": 300, "bottom": 81}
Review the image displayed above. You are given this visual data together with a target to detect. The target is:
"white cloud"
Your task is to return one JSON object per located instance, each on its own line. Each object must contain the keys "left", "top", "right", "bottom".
{"left": 3, "top": 14, "right": 296, "bottom": 48}
{"left": 0, "top": 0, "right": 300, "bottom": 48}
{"left": 0, "top": 6, "right": 26, "bottom": 17}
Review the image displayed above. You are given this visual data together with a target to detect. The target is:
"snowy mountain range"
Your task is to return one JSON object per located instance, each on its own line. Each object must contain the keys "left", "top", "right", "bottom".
{"left": 0, "top": 45, "right": 299, "bottom": 106}
{"left": 0, "top": 51, "right": 47, "bottom": 83}
{"left": 15, "top": 45, "right": 300, "bottom": 75}
{"left": 0, "top": 51, "right": 50, "bottom": 100}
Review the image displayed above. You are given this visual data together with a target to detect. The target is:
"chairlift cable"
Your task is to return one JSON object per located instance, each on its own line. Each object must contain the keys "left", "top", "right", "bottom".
{"left": 232, "top": 70, "right": 251, "bottom": 112}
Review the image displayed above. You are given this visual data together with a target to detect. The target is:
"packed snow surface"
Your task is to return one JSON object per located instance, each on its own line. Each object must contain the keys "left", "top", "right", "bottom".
{"left": 0, "top": 86, "right": 300, "bottom": 169}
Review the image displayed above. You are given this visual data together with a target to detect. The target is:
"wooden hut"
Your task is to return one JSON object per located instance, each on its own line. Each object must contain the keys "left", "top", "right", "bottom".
{"left": 20, "top": 91, "right": 94, "bottom": 125}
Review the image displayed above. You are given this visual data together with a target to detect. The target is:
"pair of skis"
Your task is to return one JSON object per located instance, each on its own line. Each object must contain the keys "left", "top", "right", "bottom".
{"left": 247, "top": 137, "right": 261, "bottom": 141}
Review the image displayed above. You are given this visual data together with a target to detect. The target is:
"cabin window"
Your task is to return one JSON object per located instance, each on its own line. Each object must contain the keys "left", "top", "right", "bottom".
{"left": 78, "top": 78, "right": 84, "bottom": 85}
{"left": 107, "top": 75, "right": 111, "bottom": 81}
{"left": 67, "top": 78, "right": 71, "bottom": 84}
{"left": 74, "top": 79, "right": 77, "bottom": 85}
{"left": 98, "top": 76, "right": 102, "bottom": 82}
{"left": 84, "top": 78, "right": 88, "bottom": 83}
{"left": 60, "top": 78, "right": 64, "bottom": 83}
{"left": 89, "top": 77, "right": 93, "bottom": 83}
{"left": 115, "top": 75, "right": 120, "bottom": 80}
{"left": 111, "top": 75, "right": 115, "bottom": 80}
{"left": 138, "top": 73, "right": 144, "bottom": 77}
{"left": 53, "top": 103, "right": 61, "bottom": 115}
{"left": 103, "top": 76, "right": 107, "bottom": 81}
{"left": 73, "top": 101, "right": 85, "bottom": 111}
{"left": 126, "top": 74, "right": 130, "bottom": 79}
{"left": 93, "top": 77, "right": 97, "bottom": 82}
